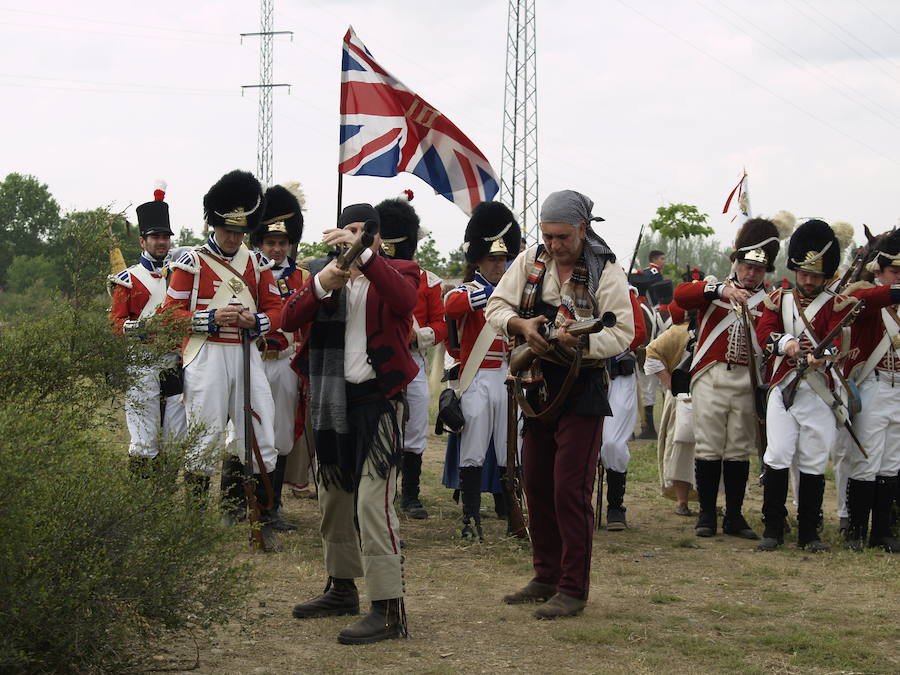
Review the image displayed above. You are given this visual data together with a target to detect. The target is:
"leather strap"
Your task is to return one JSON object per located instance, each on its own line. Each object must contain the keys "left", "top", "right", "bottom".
{"left": 514, "top": 346, "right": 583, "bottom": 421}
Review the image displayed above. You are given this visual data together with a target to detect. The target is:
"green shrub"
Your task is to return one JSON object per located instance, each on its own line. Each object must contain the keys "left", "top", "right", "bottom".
{"left": 0, "top": 209, "right": 250, "bottom": 672}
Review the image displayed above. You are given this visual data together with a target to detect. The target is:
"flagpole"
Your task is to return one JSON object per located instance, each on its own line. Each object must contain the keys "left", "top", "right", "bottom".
{"left": 336, "top": 171, "right": 343, "bottom": 224}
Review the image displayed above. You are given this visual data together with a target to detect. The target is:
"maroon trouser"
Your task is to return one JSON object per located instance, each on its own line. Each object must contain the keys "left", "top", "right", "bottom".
{"left": 522, "top": 412, "right": 603, "bottom": 600}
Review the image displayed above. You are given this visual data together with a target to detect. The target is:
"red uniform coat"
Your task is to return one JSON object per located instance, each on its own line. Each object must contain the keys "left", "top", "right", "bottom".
{"left": 281, "top": 253, "right": 419, "bottom": 400}
{"left": 161, "top": 247, "right": 282, "bottom": 351}
{"left": 445, "top": 273, "right": 508, "bottom": 370}
{"left": 755, "top": 288, "right": 852, "bottom": 387}
{"left": 844, "top": 283, "right": 900, "bottom": 376}
{"left": 108, "top": 264, "right": 164, "bottom": 336}
{"left": 675, "top": 279, "right": 766, "bottom": 375}
{"left": 413, "top": 268, "right": 448, "bottom": 349}
{"left": 628, "top": 291, "right": 647, "bottom": 353}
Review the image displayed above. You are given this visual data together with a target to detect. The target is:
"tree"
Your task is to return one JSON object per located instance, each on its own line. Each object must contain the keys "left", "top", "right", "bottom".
{"left": 0, "top": 173, "right": 61, "bottom": 287}
{"left": 294, "top": 240, "right": 332, "bottom": 261}
{"left": 5, "top": 254, "right": 67, "bottom": 294}
{"left": 444, "top": 246, "right": 466, "bottom": 279}
{"left": 647, "top": 203, "right": 714, "bottom": 270}
{"left": 176, "top": 227, "right": 204, "bottom": 247}
{"left": 415, "top": 233, "right": 446, "bottom": 274}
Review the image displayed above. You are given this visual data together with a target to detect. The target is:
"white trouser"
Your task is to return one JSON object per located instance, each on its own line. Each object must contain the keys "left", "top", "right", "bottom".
{"left": 183, "top": 343, "right": 277, "bottom": 475}
{"left": 600, "top": 372, "right": 637, "bottom": 473}
{"left": 125, "top": 364, "right": 187, "bottom": 458}
{"left": 764, "top": 378, "right": 837, "bottom": 475}
{"left": 460, "top": 367, "right": 507, "bottom": 468}
{"left": 636, "top": 366, "right": 658, "bottom": 407}
{"left": 403, "top": 351, "right": 429, "bottom": 455}
{"left": 847, "top": 373, "right": 900, "bottom": 481}
{"left": 262, "top": 353, "right": 299, "bottom": 456}
{"left": 691, "top": 363, "right": 756, "bottom": 462}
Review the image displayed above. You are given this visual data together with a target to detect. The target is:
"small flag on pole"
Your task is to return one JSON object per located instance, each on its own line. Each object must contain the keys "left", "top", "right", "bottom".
{"left": 339, "top": 27, "right": 499, "bottom": 215}
{"left": 722, "top": 169, "right": 752, "bottom": 224}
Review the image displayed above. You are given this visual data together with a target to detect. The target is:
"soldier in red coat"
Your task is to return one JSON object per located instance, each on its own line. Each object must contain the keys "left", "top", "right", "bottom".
{"left": 674, "top": 218, "right": 783, "bottom": 541}
{"left": 755, "top": 220, "right": 854, "bottom": 552}
{"left": 843, "top": 230, "right": 900, "bottom": 553}
{"left": 286, "top": 203, "right": 418, "bottom": 645}
{"left": 108, "top": 182, "right": 186, "bottom": 477}
{"left": 444, "top": 202, "right": 520, "bottom": 541}
{"left": 161, "top": 170, "right": 283, "bottom": 550}
{"left": 375, "top": 192, "right": 446, "bottom": 520}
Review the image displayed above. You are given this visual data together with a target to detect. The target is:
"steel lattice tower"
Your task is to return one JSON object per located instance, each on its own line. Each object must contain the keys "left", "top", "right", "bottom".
{"left": 242, "top": 0, "right": 292, "bottom": 186}
{"left": 500, "top": 0, "right": 539, "bottom": 245}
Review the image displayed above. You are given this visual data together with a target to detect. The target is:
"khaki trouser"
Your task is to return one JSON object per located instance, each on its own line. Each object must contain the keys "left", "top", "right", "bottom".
{"left": 317, "top": 435, "right": 404, "bottom": 601}
{"left": 691, "top": 362, "right": 756, "bottom": 462}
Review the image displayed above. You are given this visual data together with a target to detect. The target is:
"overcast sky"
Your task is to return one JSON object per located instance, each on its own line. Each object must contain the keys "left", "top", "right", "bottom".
{"left": 3, "top": 0, "right": 900, "bottom": 264}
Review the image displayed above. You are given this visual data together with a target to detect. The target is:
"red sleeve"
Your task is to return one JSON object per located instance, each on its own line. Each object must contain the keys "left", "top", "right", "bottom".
{"left": 257, "top": 268, "right": 282, "bottom": 332}
{"left": 109, "top": 285, "right": 130, "bottom": 336}
{"left": 851, "top": 284, "right": 893, "bottom": 318}
{"left": 756, "top": 304, "right": 782, "bottom": 352}
{"left": 159, "top": 268, "right": 195, "bottom": 329}
{"left": 673, "top": 280, "right": 711, "bottom": 311}
{"left": 629, "top": 293, "right": 646, "bottom": 351}
{"left": 424, "top": 282, "right": 448, "bottom": 344}
{"left": 360, "top": 255, "right": 418, "bottom": 316}
{"left": 445, "top": 288, "right": 471, "bottom": 320}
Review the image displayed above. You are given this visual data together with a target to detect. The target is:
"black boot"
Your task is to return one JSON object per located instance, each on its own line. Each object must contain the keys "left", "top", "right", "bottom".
{"left": 337, "top": 598, "right": 405, "bottom": 645}
{"left": 694, "top": 459, "right": 722, "bottom": 537}
{"left": 293, "top": 577, "right": 360, "bottom": 619}
{"left": 869, "top": 475, "right": 900, "bottom": 553}
{"left": 269, "top": 455, "right": 297, "bottom": 531}
{"left": 845, "top": 478, "right": 874, "bottom": 552}
{"left": 757, "top": 467, "right": 789, "bottom": 551}
{"left": 637, "top": 405, "right": 656, "bottom": 439}
{"left": 459, "top": 466, "right": 484, "bottom": 541}
{"left": 722, "top": 460, "right": 759, "bottom": 539}
{"left": 400, "top": 452, "right": 428, "bottom": 519}
{"left": 606, "top": 470, "right": 628, "bottom": 531}
{"left": 495, "top": 467, "right": 510, "bottom": 520}
{"left": 183, "top": 471, "right": 210, "bottom": 506}
{"left": 220, "top": 455, "right": 246, "bottom": 527}
{"left": 797, "top": 472, "right": 829, "bottom": 552}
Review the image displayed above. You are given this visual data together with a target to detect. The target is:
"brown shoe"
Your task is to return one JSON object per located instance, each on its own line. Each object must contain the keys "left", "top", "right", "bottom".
{"left": 336, "top": 599, "right": 404, "bottom": 645}
{"left": 533, "top": 592, "right": 586, "bottom": 619}
{"left": 502, "top": 580, "right": 557, "bottom": 605}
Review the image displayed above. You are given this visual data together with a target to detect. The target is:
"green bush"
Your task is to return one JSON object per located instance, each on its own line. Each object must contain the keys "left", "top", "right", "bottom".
{"left": 0, "top": 208, "right": 250, "bottom": 672}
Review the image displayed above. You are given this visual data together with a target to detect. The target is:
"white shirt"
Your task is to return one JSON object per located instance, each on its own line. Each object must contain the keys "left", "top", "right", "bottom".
{"left": 313, "top": 249, "right": 377, "bottom": 384}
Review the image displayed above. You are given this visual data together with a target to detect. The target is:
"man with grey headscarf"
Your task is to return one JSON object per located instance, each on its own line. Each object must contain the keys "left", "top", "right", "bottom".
{"left": 486, "top": 190, "right": 634, "bottom": 619}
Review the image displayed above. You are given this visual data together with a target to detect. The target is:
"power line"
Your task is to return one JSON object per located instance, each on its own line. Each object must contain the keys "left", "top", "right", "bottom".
{"left": 852, "top": 0, "right": 900, "bottom": 39}
{"left": 696, "top": 0, "right": 900, "bottom": 131}
{"left": 0, "top": 7, "right": 233, "bottom": 38}
{"left": 615, "top": 0, "right": 900, "bottom": 167}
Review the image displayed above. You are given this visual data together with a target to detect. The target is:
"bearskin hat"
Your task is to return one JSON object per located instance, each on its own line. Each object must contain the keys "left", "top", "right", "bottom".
{"left": 463, "top": 201, "right": 520, "bottom": 264}
{"left": 875, "top": 228, "right": 900, "bottom": 270}
{"left": 251, "top": 184, "right": 304, "bottom": 246}
{"left": 136, "top": 179, "right": 173, "bottom": 237}
{"left": 730, "top": 217, "right": 781, "bottom": 272}
{"left": 787, "top": 219, "right": 840, "bottom": 278}
{"left": 376, "top": 193, "right": 421, "bottom": 260}
{"left": 203, "top": 170, "right": 265, "bottom": 233}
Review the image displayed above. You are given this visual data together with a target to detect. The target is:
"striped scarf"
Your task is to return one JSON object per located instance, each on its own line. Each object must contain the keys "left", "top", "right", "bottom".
{"left": 520, "top": 247, "right": 599, "bottom": 324}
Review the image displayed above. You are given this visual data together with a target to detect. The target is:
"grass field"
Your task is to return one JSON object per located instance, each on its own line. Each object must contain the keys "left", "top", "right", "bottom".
{"left": 157, "top": 431, "right": 899, "bottom": 674}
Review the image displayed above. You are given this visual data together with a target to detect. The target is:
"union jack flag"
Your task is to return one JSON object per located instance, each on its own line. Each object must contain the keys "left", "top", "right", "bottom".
{"left": 339, "top": 27, "right": 499, "bottom": 215}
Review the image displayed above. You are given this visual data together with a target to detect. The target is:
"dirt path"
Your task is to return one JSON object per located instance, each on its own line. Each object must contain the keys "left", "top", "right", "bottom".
{"left": 160, "top": 436, "right": 899, "bottom": 674}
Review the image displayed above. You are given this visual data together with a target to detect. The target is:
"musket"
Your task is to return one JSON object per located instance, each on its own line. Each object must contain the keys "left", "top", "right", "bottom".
{"left": 736, "top": 300, "right": 768, "bottom": 483}
{"left": 241, "top": 326, "right": 273, "bottom": 549}
{"left": 781, "top": 298, "right": 865, "bottom": 410}
{"left": 628, "top": 224, "right": 645, "bottom": 275}
{"left": 834, "top": 247, "right": 866, "bottom": 294}
{"left": 508, "top": 312, "right": 618, "bottom": 377}
{"left": 504, "top": 388, "right": 529, "bottom": 540}
{"left": 335, "top": 219, "right": 379, "bottom": 270}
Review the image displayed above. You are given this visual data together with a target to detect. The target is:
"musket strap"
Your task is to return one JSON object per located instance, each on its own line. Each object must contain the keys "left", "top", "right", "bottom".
{"left": 514, "top": 348, "right": 583, "bottom": 420}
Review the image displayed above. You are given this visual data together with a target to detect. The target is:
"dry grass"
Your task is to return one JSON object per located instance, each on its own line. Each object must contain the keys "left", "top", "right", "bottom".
{"left": 156, "top": 434, "right": 899, "bottom": 674}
